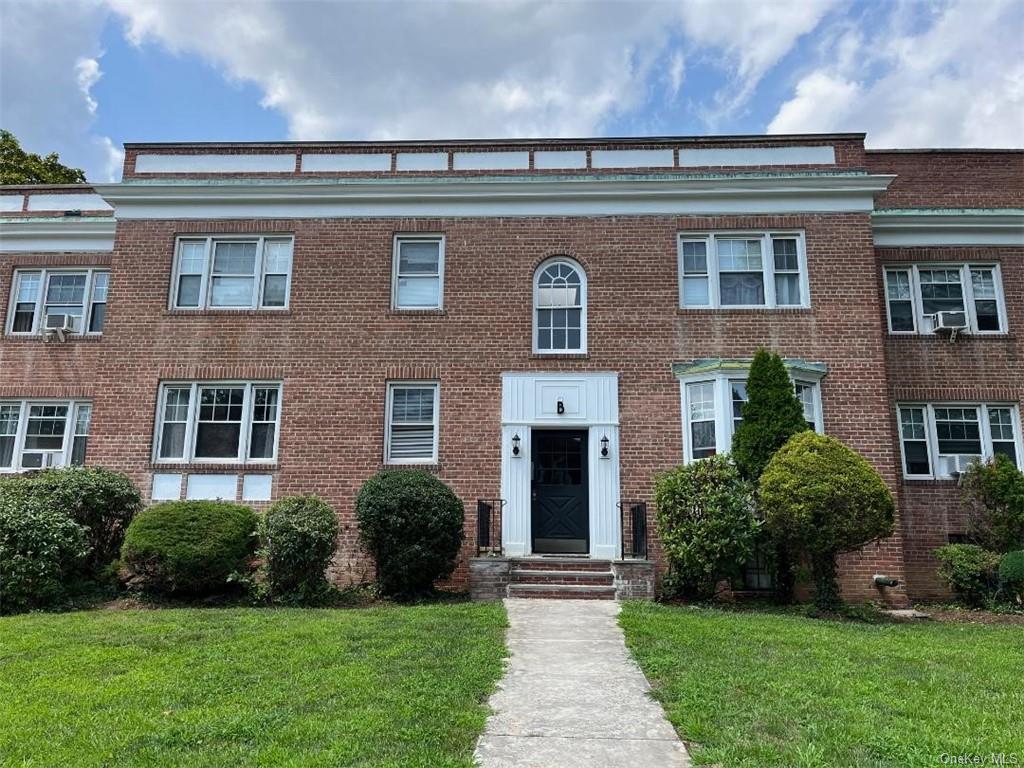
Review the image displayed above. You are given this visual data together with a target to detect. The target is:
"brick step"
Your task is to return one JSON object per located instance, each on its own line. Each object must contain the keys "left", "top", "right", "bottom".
{"left": 507, "top": 583, "right": 617, "bottom": 600}
{"left": 511, "top": 558, "right": 613, "bottom": 573}
{"left": 511, "top": 569, "right": 614, "bottom": 586}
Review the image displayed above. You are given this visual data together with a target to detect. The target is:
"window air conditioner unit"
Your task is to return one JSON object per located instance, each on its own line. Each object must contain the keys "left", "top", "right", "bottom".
{"left": 934, "top": 311, "right": 968, "bottom": 332}
{"left": 944, "top": 454, "right": 979, "bottom": 476}
{"left": 43, "top": 314, "right": 77, "bottom": 342}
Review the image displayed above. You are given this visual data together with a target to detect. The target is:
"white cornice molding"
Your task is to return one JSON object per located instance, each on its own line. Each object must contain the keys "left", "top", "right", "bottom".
{"left": 872, "top": 209, "right": 1024, "bottom": 247}
{"left": 92, "top": 173, "right": 895, "bottom": 219}
{"left": 0, "top": 217, "right": 116, "bottom": 252}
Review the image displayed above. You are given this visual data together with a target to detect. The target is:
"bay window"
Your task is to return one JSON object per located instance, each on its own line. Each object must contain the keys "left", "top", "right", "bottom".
{"left": 679, "top": 232, "right": 809, "bottom": 309}
{"left": 0, "top": 400, "right": 92, "bottom": 472}
{"left": 897, "top": 403, "right": 1022, "bottom": 479}
{"left": 171, "top": 236, "right": 293, "bottom": 310}
{"left": 884, "top": 264, "right": 1006, "bottom": 334}
{"left": 155, "top": 382, "right": 282, "bottom": 463}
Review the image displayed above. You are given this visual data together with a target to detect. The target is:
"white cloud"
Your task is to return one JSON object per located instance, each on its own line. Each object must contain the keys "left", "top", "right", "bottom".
{"left": 768, "top": 0, "right": 1024, "bottom": 147}
{"left": 0, "top": 0, "right": 122, "bottom": 180}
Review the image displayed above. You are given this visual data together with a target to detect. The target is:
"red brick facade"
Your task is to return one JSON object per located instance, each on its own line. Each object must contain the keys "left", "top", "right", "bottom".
{"left": 2, "top": 135, "right": 1021, "bottom": 602}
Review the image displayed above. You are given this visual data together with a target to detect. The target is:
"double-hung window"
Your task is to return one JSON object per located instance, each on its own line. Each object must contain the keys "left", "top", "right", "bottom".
{"left": 392, "top": 235, "right": 444, "bottom": 310}
{"left": 897, "top": 403, "right": 1022, "bottom": 479}
{"left": 679, "top": 232, "right": 809, "bottom": 309}
{"left": 884, "top": 264, "right": 1006, "bottom": 334}
{"left": 680, "top": 372, "right": 823, "bottom": 462}
{"left": 0, "top": 400, "right": 92, "bottom": 472}
{"left": 171, "top": 236, "right": 293, "bottom": 310}
{"left": 385, "top": 382, "right": 440, "bottom": 464}
{"left": 154, "top": 382, "right": 282, "bottom": 463}
{"left": 6, "top": 269, "right": 110, "bottom": 335}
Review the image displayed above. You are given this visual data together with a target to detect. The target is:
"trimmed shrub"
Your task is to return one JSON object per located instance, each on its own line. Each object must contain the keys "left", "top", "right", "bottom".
{"left": 731, "top": 348, "right": 810, "bottom": 483}
{"left": 120, "top": 501, "right": 258, "bottom": 595}
{"left": 356, "top": 470, "right": 463, "bottom": 598}
{"left": 760, "top": 432, "right": 895, "bottom": 611}
{"left": 261, "top": 495, "right": 339, "bottom": 602}
{"left": 0, "top": 491, "right": 90, "bottom": 613}
{"left": 654, "top": 454, "right": 759, "bottom": 600}
{"left": 961, "top": 455, "right": 1024, "bottom": 554}
{"left": 0, "top": 467, "right": 142, "bottom": 575}
{"left": 998, "top": 550, "right": 1024, "bottom": 605}
{"left": 934, "top": 544, "right": 1000, "bottom": 607}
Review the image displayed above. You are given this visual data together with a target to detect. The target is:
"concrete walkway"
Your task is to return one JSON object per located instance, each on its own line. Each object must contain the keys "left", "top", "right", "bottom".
{"left": 474, "top": 599, "right": 690, "bottom": 768}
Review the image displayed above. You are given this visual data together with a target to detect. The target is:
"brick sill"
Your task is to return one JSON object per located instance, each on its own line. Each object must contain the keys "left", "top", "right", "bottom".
{"left": 901, "top": 478, "right": 959, "bottom": 486}
{"left": 529, "top": 353, "right": 590, "bottom": 360}
{"left": 887, "top": 333, "right": 1016, "bottom": 342}
{"left": 385, "top": 309, "right": 447, "bottom": 318}
{"left": 3, "top": 335, "right": 104, "bottom": 344}
{"left": 150, "top": 463, "right": 278, "bottom": 472}
{"left": 163, "top": 310, "right": 293, "bottom": 318}
{"left": 676, "top": 307, "right": 813, "bottom": 316}
{"left": 380, "top": 462, "right": 440, "bottom": 472}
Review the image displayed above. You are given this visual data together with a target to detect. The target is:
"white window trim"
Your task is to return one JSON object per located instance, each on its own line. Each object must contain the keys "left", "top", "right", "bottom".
{"left": 896, "top": 402, "right": 1023, "bottom": 480}
{"left": 0, "top": 399, "right": 92, "bottom": 473}
{"left": 391, "top": 234, "right": 445, "bottom": 311}
{"left": 678, "top": 372, "right": 824, "bottom": 463}
{"left": 678, "top": 231, "right": 810, "bottom": 310}
{"left": 152, "top": 381, "right": 283, "bottom": 465}
{"left": 6, "top": 268, "right": 109, "bottom": 336}
{"left": 883, "top": 263, "right": 1008, "bottom": 335}
{"left": 532, "top": 256, "right": 588, "bottom": 355}
{"left": 169, "top": 235, "right": 293, "bottom": 311}
{"left": 384, "top": 381, "right": 440, "bottom": 465}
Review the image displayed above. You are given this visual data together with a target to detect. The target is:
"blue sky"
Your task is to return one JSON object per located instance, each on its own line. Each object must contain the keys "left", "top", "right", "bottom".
{"left": 2, "top": 0, "right": 1022, "bottom": 181}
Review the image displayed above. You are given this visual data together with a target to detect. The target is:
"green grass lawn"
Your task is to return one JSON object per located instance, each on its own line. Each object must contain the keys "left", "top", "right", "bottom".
{"left": 620, "top": 603, "right": 1024, "bottom": 768}
{"left": 0, "top": 603, "right": 507, "bottom": 768}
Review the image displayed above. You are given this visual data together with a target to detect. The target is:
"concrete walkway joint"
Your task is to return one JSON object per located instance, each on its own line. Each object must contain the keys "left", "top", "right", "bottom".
{"left": 475, "top": 599, "right": 690, "bottom": 767}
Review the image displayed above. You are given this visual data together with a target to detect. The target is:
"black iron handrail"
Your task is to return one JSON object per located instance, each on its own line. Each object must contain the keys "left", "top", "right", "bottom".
{"left": 476, "top": 498, "right": 506, "bottom": 556}
{"left": 617, "top": 500, "right": 649, "bottom": 560}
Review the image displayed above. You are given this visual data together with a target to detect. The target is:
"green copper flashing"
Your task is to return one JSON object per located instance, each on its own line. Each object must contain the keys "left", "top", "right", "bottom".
{"left": 672, "top": 358, "right": 828, "bottom": 378}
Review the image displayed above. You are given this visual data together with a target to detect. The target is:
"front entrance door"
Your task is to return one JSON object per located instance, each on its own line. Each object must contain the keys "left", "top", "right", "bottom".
{"left": 531, "top": 429, "right": 589, "bottom": 554}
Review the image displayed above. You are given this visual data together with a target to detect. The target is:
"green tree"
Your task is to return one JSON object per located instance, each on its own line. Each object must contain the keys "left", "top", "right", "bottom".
{"left": 760, "top": 432, "right": 895, "bottom": 611}
{"left": 731, "top": 348, "right": 810, "bottom": 603}
{"left": 0, "top": 129, "right": 86, "bottom": 184}
{"left": 961, "top": 455, "right": 1024, "bottom": 553}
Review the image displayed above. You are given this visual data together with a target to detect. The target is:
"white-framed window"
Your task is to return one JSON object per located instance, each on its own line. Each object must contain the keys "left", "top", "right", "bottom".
{"left": 678, "top": 232, "right": 809, "bottom": 309}
{"left": 6, "top": 268, "right": 110, "bottom": 335}
{"left": 170, "top": 236, "right": 293, "bottom": 310}
{"left": 0, "top": 400, "right": 92, "bottom": 472}
{"left": 534, "top": 257, "right": 587, "bottom": 353}
{"left": 392, "top": 235, "right": 444, "bottom": 310}
{"left": 385, "top": 382, "right": 439, "bottom": 464}
{"left": 679, "top": 373, "right": 823, "bottom": 463}
{"left": 154, "top": 382, "right": 282, "bottom": 464}
{"left": 897, "top": 403, "right": 1022, "bottom": 479}
{"left": 884, "top": 264, "right": 1007, "bottom": 334}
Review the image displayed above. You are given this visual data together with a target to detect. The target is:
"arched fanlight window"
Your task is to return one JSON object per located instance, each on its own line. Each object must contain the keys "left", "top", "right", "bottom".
{"left": 534, "top": 258, "right": 587, "bottom": 353}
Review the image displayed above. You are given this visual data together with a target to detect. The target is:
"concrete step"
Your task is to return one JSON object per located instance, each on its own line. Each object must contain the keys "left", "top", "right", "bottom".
{"left": 507, "top": 583, "right": 617, "bottom": 600}
{"left": 511, "top": 558, "right": 613, "bottom": 573}
{"left": 511, "top": 569, "right": 614, "bottom": 586}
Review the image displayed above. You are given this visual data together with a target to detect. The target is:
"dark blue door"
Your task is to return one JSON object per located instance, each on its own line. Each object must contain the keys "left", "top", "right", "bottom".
{"left": 531, "top": 430, "right": 588, "bottom": 554}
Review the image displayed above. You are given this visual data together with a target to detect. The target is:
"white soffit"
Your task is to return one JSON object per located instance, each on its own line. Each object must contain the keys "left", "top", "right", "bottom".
{"left": 134, "top": 153, "right": 297, "bottom": 173}
{"left": 533, "top": 151, "right": 588, "bottom": 169}
{"left": 94, "top": 174, "right": 895, "bottom": 219}
{"left": 872, "top": 210, "right": 1024, "bottom": 246}
{"left": 302, "top": 153, "right": 391, "bottom": 172}
{"left": 453, "top": 151, "right": 530, "bottom": 170}
{"left": 395, "top": 152, "right": 448, "bottom": 171}
{"left": 591, "top": 149, "right": 674, "bottom": 168}
{"left": 26, "top": 193, "right": 112, "bottom": 211}
{"left": 679, "top": 146, "right": 835, "bottom": 167}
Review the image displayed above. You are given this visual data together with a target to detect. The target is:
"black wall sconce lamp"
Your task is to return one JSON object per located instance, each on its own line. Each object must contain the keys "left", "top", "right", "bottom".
{"left": 512, "top": 433, "right": 521, "bottom": 457}
{"left": 600, "top": 435, "right": 610, "bottom": 458}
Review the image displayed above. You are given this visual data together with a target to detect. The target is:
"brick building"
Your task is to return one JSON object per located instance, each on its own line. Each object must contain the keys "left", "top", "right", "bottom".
{"left": 1, "top": 133, "right": 1021, "bottom": 603}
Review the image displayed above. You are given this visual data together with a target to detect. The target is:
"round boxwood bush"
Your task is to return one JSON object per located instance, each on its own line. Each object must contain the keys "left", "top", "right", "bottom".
{"left": 0, "top": 491, "right": 90, "bottom": 614}
{"left": 760, "top": 432, "right": 895, "bottom": 611}
{"left": 261, "top": 495, "right": 339, "bottom": 602}
{"left": 654, "top": 454, "right": 759, "bottom": 600}
{"left": 934, "top": 543, "right": 1000, "bottom": 607}
{"left": 356, "top": 469, "right": 464, "bottom": 598}
{"left": 998, "top": 550, "right": 1024, "bottom": 605}
{"left": 0, "top": 467, "right": 142, "bottom": 576}
{"left": 120, "top": 501, "right": 258, "bottom": 595}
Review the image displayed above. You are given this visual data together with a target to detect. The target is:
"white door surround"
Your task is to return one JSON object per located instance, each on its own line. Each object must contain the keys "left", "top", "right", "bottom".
{"left": 500, "top": 372, "right": 620, "bottom": 559}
